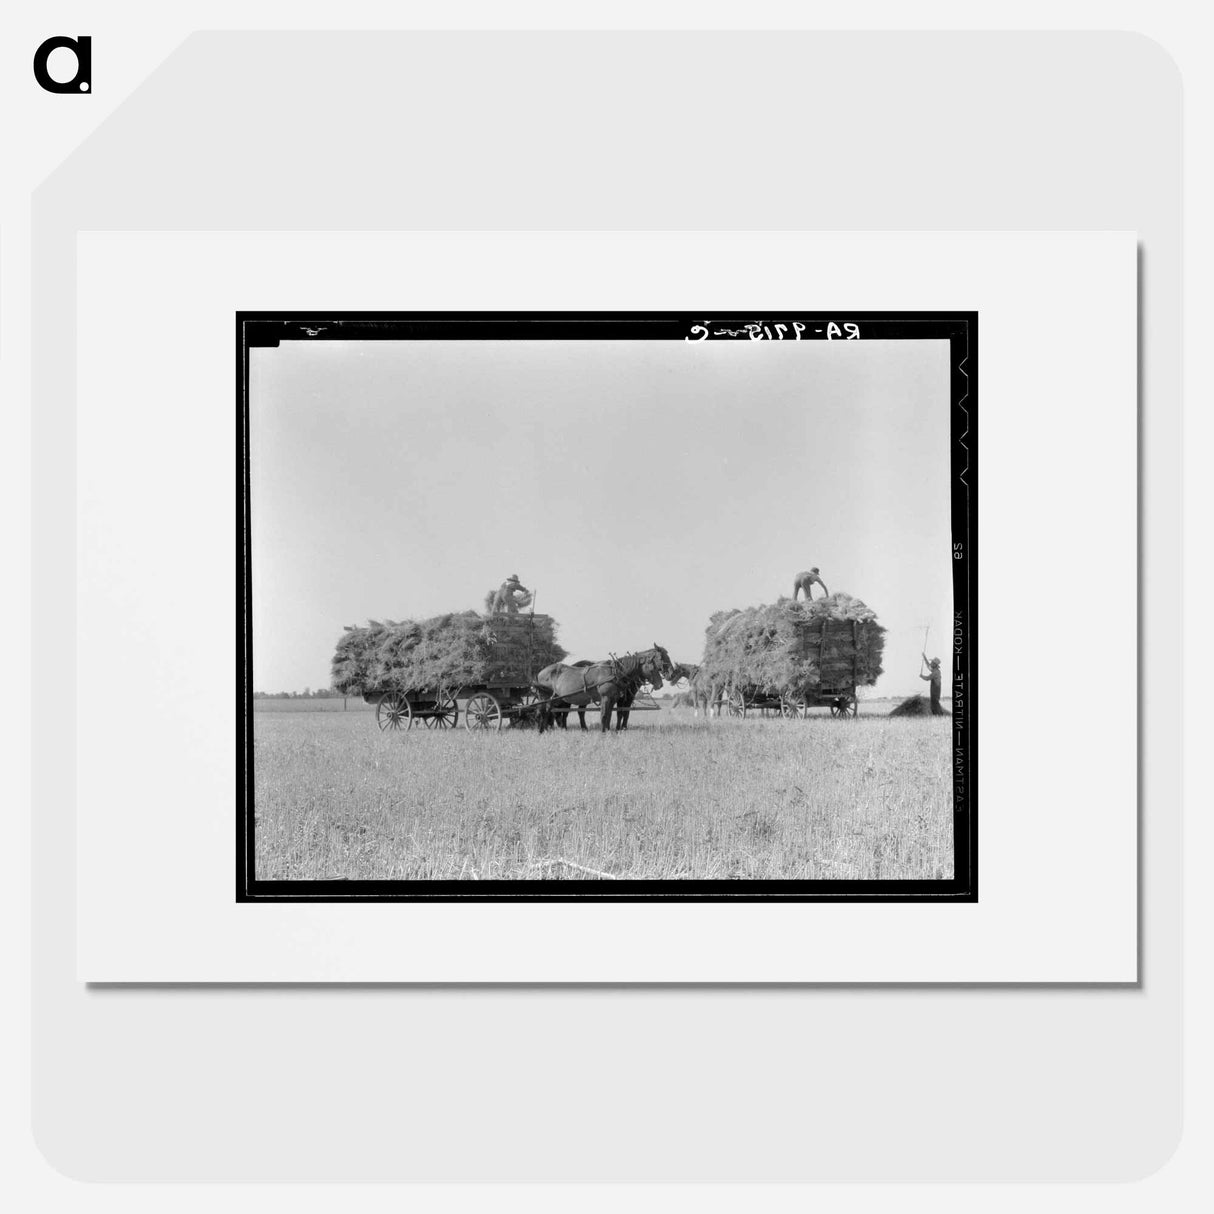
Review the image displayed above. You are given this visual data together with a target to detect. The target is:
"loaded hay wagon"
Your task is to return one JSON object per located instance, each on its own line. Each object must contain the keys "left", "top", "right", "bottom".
{"left": 699, "top": 593, "right": 885, "bottom": 720}
{"left": 330, "top": 610, "right": 567, "bottom": 732}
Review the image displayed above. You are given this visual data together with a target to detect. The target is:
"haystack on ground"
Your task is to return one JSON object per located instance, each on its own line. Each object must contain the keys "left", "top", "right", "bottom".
{"left": 331, "top": 611, "right": 566, "bottom": 697}
{"left": 699, "top": 593, "right": 885, "bottom": 694}
{"left": 889, "top": 694, "right": 947, "bottom": 718}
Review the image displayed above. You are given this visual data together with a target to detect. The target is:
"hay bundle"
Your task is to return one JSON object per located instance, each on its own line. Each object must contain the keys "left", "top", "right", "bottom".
{"left": 483, "top": 586, "right": 534, "bottom": 613}
{"left": 331, "top": 611, "right": 566, "bottom": 696}
{"left": 699, "top": 593, "right": 885, "bottom": 694}
{"left": 889, "top": 694, "right": 947, "bottom": 718}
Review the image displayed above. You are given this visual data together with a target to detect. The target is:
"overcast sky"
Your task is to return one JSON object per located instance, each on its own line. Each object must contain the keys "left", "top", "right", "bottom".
{"left": 250, "top": 337, "right": 954, "bottom": 696}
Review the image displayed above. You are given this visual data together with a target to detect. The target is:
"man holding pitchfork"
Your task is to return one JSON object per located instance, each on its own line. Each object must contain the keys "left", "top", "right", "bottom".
{"left": 920, "top": 653, "right": 946, "bottom": 716}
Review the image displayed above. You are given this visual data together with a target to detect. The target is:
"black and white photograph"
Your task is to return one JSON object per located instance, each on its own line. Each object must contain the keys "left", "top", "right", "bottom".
{"left": 241, "top": 312, "right": 975, "bottom": 900}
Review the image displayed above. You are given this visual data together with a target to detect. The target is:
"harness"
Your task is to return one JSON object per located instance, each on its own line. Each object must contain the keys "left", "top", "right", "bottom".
{"left": 548, "top": 650, "right": 657, "bottom": 710}
{"left": 580, "top": 664, "right": 600, "bottom": 703}
{"left": 582, "top": 654, "right": 637, "bottom": 703}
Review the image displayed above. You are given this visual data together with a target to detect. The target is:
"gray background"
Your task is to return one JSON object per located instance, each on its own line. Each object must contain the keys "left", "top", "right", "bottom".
{"left": 32, "top": 32, "right": 1179, "bottom": 1180}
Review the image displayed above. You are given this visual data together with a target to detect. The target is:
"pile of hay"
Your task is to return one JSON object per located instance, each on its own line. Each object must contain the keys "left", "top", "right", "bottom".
{"left": 699, "top": 593, "right": 885, "bottom": 694}
{"left": 889, "top": 694, "right": 947, "bottom": 718}
{"left": 331, "top": 611, "right": 566, "bottom": 696}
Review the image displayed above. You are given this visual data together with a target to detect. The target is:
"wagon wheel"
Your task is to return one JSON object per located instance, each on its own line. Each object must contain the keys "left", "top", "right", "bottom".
{"left": 376, "top": 691, "right": 413, "bottom": 732}
{"left": 780, "top": 693, "right": 808, "bottom": 720}
{"left": 423, "top": 688, "right": 459, "bottom": 729}
{"left": 830, "top": 693, "right": 858, "bottom": 719}
{"left": 510, "top": 689, "right": 548, "bottom": 730}
{"left": 464, "top": 691, "right": 503, "bottom": 731}
{"left": 725, "top": 689, "right": 747, "bottom": 718}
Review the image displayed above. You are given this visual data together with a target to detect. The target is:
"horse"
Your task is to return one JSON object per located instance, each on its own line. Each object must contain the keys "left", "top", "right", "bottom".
{"left": 664, "top": 663, "right": 703, "bottom": 716}
{"left": 534, "top": 644, "right": 674, "bottom": 734}
{"left": 609, "top": 683, "right": 645, "bottom": 732}
{"left": 611, "top": 660, "right": 696, "bottom": 730}
{"left": 534, "top": 650, "right": 672, "bottom": 734}
{"left": 669, "top": 662, "right": 699, "bottom": 685}
{"left": 684, "top": 665, "right": 725, "bottom": 718}
{"left": 663, "top": 662, "right": 714, "bottom": 716}
{"left": 536, "top": 659, "right": 595, "bottom": 730}
{"left": 590, "top": 649, "right": 677, "bottom": 731}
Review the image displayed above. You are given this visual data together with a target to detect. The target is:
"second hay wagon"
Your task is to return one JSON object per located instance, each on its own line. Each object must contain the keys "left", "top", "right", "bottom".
{"left": 699, "top": 597, "right": 885, "bottom": 721}
{"left": 719, "top": 684, "right": 860, "bottom": 719}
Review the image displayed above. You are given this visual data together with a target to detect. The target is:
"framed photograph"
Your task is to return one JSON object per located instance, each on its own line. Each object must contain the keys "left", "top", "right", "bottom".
{"left": 240, "top": 311, "right": 976, "bottom": 901}
{"left": 75, "top": 229, "right": 1134, "bottom": 981}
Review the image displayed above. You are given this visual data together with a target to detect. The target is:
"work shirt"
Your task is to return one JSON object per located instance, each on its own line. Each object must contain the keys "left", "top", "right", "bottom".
{"left": 921, "top": 668, "right": 943, "bottom": 707}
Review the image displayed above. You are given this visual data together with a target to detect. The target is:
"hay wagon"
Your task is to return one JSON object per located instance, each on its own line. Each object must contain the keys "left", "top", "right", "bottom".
{"left": 370, "top": 668, "right": 663, "bottom": 731}
{"left": 722, "top": 617, "right": 873, "bottom": 719}
{"left": 721, "top": 684, "right": 859, "bottom": 719}
{"left": 369, "top": 682, "right": 545, "bottom": 732}
{"left": 331, "top": 611, "right": 567, "bottom": 732}
{"left": 701, "top": 598, "right": 885, "bottom": 722}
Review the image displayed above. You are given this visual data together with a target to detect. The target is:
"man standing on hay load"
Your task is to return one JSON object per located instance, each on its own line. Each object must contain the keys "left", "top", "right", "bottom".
{"left": 492, "top": 574, "right": 533, "bottom": 615}
{"left": 793, "top": 567, "right": 829, "bottom": 602}
{"left": 920, "top": 654, "right": 947, "bottom": 715}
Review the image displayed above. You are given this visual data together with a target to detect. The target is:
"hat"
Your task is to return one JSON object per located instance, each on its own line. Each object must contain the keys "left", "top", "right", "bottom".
{"left": 810, "top": 567, "right": 819, "bottom": 573}
{"left": 929, "top": 658, "right": 941, "bottom": 667}
{"left": 508, "top": 573, "right": 520, "bottom": 582}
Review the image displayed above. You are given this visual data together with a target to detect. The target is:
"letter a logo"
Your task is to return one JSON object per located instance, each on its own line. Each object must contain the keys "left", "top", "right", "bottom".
{"left": 33, "top": 36, "right": 92, "bottom": 94}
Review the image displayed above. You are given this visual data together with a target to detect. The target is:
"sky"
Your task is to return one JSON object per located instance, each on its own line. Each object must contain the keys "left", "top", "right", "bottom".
{"left": 250, "top": 337, "right": 954, "bottom": 696}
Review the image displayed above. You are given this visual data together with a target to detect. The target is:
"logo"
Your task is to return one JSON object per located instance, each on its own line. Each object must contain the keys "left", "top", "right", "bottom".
{"left": 33, "top": 35, "right": 91, "bottom": 93}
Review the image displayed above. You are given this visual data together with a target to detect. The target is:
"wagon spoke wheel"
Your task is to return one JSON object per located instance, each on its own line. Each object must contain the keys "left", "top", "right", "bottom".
{"left": 780, "top": 693, "right": 808, "bottom": 720}
{"left": 726, "top": 689, "right": 747, "bottom": 718}
{"left": 376, "top": 692, "right": 413, "bottom": 732}
{"left": 514, "top": 689, "right": 549, "bottom": 730}
{"left": 424, "top": 688, "right": 459, "bottom": 729}
{"left": 464, "top": 692, "right": 503, "bottom": 731}
{"left": 830, "top": 693, "right": 858, "bottom": 719}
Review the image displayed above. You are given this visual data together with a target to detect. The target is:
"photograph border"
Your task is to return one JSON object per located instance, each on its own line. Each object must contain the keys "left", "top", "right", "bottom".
{"left": 237, "top": 310, "right": 977, "bottom": 903}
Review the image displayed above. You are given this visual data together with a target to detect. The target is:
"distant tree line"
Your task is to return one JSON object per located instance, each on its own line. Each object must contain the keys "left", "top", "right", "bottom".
{"left": 253, "top": 688, "right": 342, "bottom": 699}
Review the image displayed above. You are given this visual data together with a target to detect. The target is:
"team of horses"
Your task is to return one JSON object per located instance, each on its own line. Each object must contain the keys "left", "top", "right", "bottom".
{"left": 533, "top": 644, "right": 675, "bottom": 734}
{"left": 530, "top": 649, "right": 728, "bottom": 733}
{"left": 518, "top": 566, "right": 825, "bottom": 733}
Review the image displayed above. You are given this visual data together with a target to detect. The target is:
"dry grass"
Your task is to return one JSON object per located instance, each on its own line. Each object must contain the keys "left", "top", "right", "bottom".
{"left": 330, "top": 612, "right": 565, "bottom": 697}
{"left": 253, "top": 709, "right": 953, "bottom": 882}
{"left": 700, "top": 593, "right": 886, "bottom": 694}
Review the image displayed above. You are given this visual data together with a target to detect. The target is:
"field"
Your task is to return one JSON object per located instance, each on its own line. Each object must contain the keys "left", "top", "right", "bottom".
{"left": 253, "top": 696, "right": 374, "bottom": 711}
{"left": 253, "top": 704, "right": 954, "bottom": 881}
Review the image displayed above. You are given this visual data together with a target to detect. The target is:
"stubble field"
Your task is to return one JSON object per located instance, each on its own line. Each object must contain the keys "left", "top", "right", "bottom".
{"left": 253, "top": 705, "right": 954, "bottom": 882}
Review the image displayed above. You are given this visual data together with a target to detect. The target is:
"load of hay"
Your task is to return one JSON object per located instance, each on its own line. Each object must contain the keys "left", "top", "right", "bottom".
{"left": 699, "top": 592, "right": 885, "bottom": 694}
{"left": 889, "top": 694, "right": 947, "bottom": 718}
{"left": 331, "top": 611, "right": 566, "bottom": 697}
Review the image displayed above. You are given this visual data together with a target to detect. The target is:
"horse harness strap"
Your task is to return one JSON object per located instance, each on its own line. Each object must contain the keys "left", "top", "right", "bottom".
{"left": 580, "top": 665, "right": 601, "bottom": 704}
{"left": 578, "top": 654, "right": 643, "bottom": 704}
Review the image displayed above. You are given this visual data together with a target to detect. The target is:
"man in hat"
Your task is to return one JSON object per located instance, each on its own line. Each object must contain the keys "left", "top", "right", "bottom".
{"left": 920, "top": 654, "right": 946, "bottom": 715}
{"left": 492, "top": 573, "right": 532, "bottom": 615}
{"left": 793, "top": 568, "right": 829, "bottom": 602}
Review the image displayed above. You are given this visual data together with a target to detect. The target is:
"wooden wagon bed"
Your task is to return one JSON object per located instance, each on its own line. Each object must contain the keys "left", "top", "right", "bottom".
{"left": 367, "top": 683, "right": 662, "bottom": 732}
{"left": 715, "top": 617, "right": 877, "bottom": 720}
{"left": 336, "top": 611, "right": 568, "bottom": 732}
